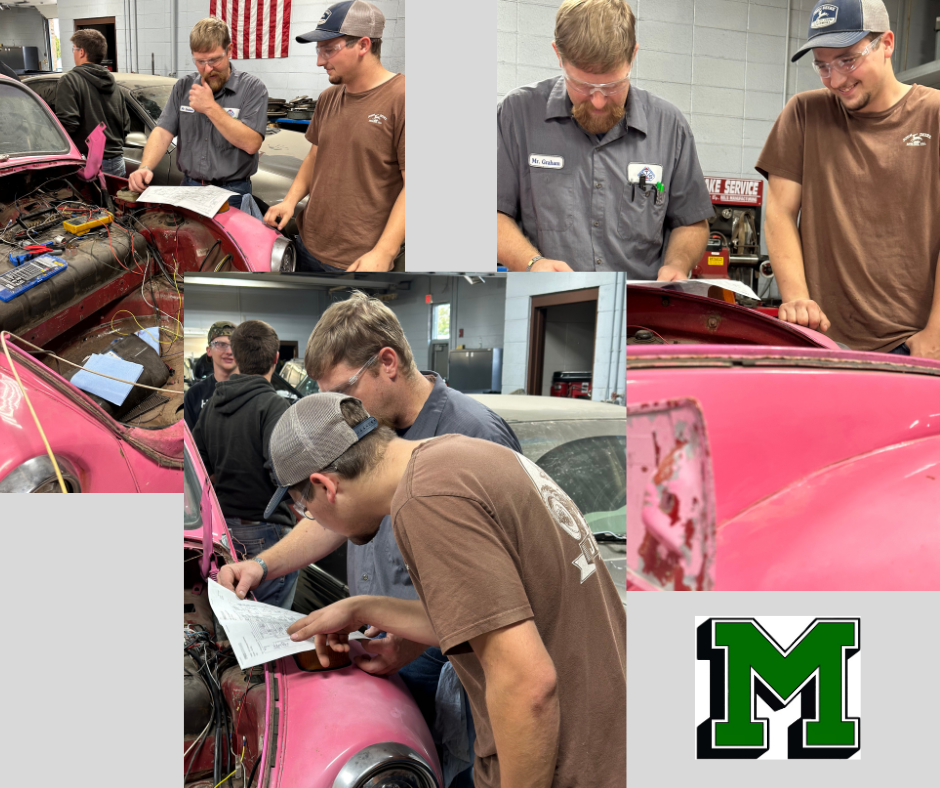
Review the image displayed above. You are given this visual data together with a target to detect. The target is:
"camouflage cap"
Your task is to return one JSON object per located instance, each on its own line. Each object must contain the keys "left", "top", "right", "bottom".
{"left": 208, "top": 320, "right": 236, "bottom": 343}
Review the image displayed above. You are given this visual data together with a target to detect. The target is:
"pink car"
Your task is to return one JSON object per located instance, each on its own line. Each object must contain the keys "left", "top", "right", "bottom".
{"left": 626, "top": 282, "right": 940, "bottom": 591}
{"left": 0, "top": 75, "right": 294, "bottom": 492}
{"left": 184, "top": 427, "right": 442, "bottom": 787}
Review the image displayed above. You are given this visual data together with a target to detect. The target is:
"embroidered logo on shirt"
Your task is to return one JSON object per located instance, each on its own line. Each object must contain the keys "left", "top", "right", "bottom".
{"left": 223, "top": 107, "right": 241, "bottom": 119}
{"left": 528, "top": 154, "right": 565, "bottom": 169}
{"left": 811, "top": 4, "right": 839, "bottom": 28}
{"left": 628, "top": 162, "right": 663, "bottom": 184}
{"left": 368, "top": 113, "right": 387, "bottom": 125}
{"left": 904, "top": 132, "right": 932, "bottom": 147}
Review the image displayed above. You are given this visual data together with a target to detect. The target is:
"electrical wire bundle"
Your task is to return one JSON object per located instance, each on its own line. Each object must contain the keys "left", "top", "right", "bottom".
{"left": 184, "top": 635, "right": 237, "bottom": 787}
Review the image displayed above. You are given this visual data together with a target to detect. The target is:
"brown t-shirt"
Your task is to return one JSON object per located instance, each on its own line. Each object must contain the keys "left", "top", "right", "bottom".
{"left": 391, "top": 434, "right": 626, "bottom": 788}
{"left": 756, "top": 85, "right": 940, "bottom": 352}
{"left": 302, "top": 73, "right": 405, "bottom": 269}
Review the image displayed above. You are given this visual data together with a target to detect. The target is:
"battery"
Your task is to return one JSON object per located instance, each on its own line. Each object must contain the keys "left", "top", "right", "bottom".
{"left": 0, "top": 255, "right": 68, "bottom": 302}
{"left": 63, "top": 211, "right": 113, "bottom": 236}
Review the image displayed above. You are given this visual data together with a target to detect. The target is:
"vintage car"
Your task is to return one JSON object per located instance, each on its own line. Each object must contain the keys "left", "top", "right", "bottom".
{"left": 0, "top": 75, "right": 294, "bottom": 493}
{"left": 23, "top": 72, "right": 310, "bottom": 235}
{"left": 470, "top": 394, "right": 626, "bottom": 603}
{"left": 184, "top": 426, "right": 442, "bottom": 788}
{"left": 626, "top": 281, "right": 940, "bottom": 591}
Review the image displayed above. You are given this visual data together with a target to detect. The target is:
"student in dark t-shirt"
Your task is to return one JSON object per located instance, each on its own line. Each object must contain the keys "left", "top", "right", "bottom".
{"left": 267, "top": 394, "right": 625, "bottom": 787}
{"left": 184, "top": 320, "right": 237, "bottom": 431}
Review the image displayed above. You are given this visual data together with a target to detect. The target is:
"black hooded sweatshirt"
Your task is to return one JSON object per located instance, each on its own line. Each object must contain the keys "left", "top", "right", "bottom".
{"left": 192, "top": 374, "right": 294, "bottom": 526}
{"left": 55, "top": 63, "right": 130, "bottom": 159}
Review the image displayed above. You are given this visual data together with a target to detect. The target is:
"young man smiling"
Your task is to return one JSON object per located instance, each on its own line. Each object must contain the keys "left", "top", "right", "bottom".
{"left": 127, "top": 18, "right": 268, "bottom": 210}
{"left": 264, "top": 392, "right": 626, "bottom": 787}
{"left": 184, "top": 320, "right": 238, "bottom": 431}
{"left": 758, "top": 0, "right": 940, "bottom": 358}
{"left": 496, "top": 0, "right": 713, "bottom": 273}
{"left": 264, "top": 1, "right": 405, "bottom": 272}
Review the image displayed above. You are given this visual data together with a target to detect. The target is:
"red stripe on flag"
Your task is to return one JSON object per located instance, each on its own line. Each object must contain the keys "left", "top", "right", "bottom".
{"left": 242, "top": 1, "right": 250, "bottom": 60}
{"left": 268, "top": 0, "right": 277, "bottom": 58}
{"left": 281, "top": 0, "right": 291, "bottom": 57}
{"left": 210, "top": 0, "right": 218, "bottom": 18}
{"left": 231, "top": 0, "right": 239, "bottom": 58}
{"left": 255, "top": 0, "right": 263, "bottom": 59}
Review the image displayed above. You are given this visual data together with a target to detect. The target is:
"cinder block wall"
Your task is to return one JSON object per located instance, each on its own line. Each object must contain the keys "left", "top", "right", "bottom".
{"left": 55, "top": 0, "right": 405, "bottom": 101}
{"left": 0, "top": 6, "right": 52, "bottom": 68}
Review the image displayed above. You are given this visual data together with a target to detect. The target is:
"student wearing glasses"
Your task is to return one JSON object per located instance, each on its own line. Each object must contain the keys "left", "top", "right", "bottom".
{"left": 218, "top": 291, "right": 519, "bottom": 784}
{"left": 184, "top": 320, "right": 238, "bottom": 431}
{"left": 497, "top": 0, "right": 713, "bottom": 273}
{"left": 758, "top": 0, "right": 940, "bottom": 359}
{"left": 192, "top": 320, "right": 300, "bottom": 609}
{"left": 263, "top": 1, "right": 406, "bottom": 273}
{"left": 127, "top": 17, "right": 268, "bottom": 210}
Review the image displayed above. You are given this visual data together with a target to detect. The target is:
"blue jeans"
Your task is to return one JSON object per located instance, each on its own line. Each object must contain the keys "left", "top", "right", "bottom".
{"left": 181, "top": 175, "right": 252, "bottom": 210}
{"left": 224, "top": 518, "right": 299, "bottom": 609}
{"left": 101, "top": 156, "right": 126, "bottom": 177}
{"left": 889, "top": 342, "right": 911, "bottom": 356}
{"left": 294, "top": 234, "right": 347, "bottom": 272}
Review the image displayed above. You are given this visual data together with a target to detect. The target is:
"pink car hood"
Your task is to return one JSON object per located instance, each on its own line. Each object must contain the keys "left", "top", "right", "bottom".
{"left": 627, "top": 346, "right": 940, "bottom": 590}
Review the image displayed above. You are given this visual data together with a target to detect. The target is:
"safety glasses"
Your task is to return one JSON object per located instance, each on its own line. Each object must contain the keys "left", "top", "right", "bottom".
{"left": 812, "top": 34, "right": 883, "bottom": 78}
{"left": 562, "top": 65, "right": 631, "bottom": 98}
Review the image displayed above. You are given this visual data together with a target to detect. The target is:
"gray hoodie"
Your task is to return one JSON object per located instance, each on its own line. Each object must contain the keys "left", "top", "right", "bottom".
{"left": 55, "top": 63, "right": 130, "bottom": 159}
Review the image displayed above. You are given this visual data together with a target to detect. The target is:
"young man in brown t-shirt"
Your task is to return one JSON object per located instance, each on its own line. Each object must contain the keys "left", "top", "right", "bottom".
{"left": 757, "top": 0, "right": 940, "bottom": 358}
{"left": 267, "top": 393, "right": 626, "bottom": 788}
{"left": 263, "top": 1, "right": 405, "bottom": 272}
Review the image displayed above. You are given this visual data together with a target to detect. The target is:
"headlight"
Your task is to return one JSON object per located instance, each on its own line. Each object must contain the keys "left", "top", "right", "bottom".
{"left": 270, "top": 235, "right": 296, "bottom": 273}
{"left": 332, "top": 743, "right": 438, "bottom": 788}
{"left": 0, "top": 454, "right": 81, "bottom": 493}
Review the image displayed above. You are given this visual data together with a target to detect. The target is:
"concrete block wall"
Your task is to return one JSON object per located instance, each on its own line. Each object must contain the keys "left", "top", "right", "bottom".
{"left": 0, "top": 6, "right": 52, "bottom": 68}
{"left": 56, "top": 0, "right": 405, "bottom": 101}
{"left": 504, "top": 273, "right": 626, "bottom": 401}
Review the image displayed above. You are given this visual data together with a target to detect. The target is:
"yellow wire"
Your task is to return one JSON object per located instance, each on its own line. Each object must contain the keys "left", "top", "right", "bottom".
{"left": 4, "top": 332, "right": 183, "bottom": 396}
{"left": 0, "top": 331, "right": 68, "bottom": 493}
{"left": 212, "top": 769, "right": 237, "bottom": 788}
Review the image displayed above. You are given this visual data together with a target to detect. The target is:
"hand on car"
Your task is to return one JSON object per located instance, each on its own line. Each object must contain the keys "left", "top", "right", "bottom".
{"left": 287, "top": 597, "right": 368, "bottom": 668}
{"left": 217, "top": 560, "right": 264, "bottom": 599}
{"left": 346, "top": 248, "right": 396, "bottom": 272}
{"left": 127, "top": 166, "right": 153, "bottom": 193}
{"left": 906, "top": 328, "right": 940, "bottom": 361}
{"left": 263, "top": 200, "right": 296, "bottom": 231}
{"left": 189, "top": 80, "right": 217, "bottom": 114}
{"left": 656, "top": 264, "right": 688, "bottom": 281}
{"left": 778, "top": 299, "right": 831, "bottom": 333}
{"left": 531, "top": 259, "right": 573, "bottom": 272}
{"left": 353, "top": 630, "right": 428, "bottom": 675}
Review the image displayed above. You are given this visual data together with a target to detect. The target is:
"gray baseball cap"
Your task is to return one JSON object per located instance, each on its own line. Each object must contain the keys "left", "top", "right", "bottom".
{"left": 264, "top": 392, "right": 379, "bottom": 520}
{"left": 295, "top": 1, "right": 385, "bottom": 44}
{"left": 791, "top": 0, "right": 891, "bottom": 62}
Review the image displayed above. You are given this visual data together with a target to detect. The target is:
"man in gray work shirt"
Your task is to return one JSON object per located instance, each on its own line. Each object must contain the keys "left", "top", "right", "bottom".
{"left": 127, "top": 17, "right": 268, "bottom": 210}
{"left": 217, "top": 291, "right": 520, "bottom": 781}
{"left": 497, "top": 0, "right": 714, "bottom": 275}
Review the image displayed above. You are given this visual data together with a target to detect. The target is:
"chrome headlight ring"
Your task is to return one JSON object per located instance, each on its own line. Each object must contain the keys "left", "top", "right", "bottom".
{"left": 271, "top": 235, "right": 296, "bottom": 273}
{"left": 332, "top": 742, "right": 438, "bottom": 788}
{"left": 0, "top": 454, "right": 81, "bottom": 493}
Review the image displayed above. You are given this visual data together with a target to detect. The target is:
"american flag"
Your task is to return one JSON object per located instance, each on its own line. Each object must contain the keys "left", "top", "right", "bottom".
{"left": 209, "top": 0, "right": 293, "bottom": 59}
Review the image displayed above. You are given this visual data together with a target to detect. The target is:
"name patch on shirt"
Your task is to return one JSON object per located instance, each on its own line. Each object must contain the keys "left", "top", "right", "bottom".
{"left": 628, "top": 163, "right": 663, "bottom": 185}
{"left": 181, "top": 105, "right": 195, "bottom": 113}
{"left": 529, "top": 153, "right": 565, "bottom": 170}
{"left": 223, "top": 107, "right": 241, "bottom": 119}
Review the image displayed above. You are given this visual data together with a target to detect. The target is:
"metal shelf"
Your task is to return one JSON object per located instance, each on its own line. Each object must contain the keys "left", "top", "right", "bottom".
{"left": 897, "top": 59, "right": 940, "bottom": 88}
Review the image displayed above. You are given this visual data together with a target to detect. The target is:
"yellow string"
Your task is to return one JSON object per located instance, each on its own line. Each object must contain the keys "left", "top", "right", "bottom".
{"left": 0, "top": 331, "right": 68, "bottom": 493}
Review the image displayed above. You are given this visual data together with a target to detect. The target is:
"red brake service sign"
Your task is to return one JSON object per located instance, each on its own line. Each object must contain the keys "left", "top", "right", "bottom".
{"left": 705, "top": 178, "right": 763, "bottom": 206}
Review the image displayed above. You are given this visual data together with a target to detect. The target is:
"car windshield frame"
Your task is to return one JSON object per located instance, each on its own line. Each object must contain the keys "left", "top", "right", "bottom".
{"left": 183, "top": 446, "right": 204, "bottom": 532}
{"left": 0, "top": 80, "right": 71, "bottom": 159}
{"left": 130, "top": 84, "right": 174, "bottom": 125}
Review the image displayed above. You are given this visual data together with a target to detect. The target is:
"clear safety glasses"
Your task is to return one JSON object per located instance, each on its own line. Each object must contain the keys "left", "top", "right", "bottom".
{"left": 812, "top": 34, "right": 883, "bottom": 78}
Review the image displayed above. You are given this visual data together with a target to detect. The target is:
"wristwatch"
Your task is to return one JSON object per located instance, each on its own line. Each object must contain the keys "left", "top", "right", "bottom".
{"left": 526, "top": 255, "right": 544, "bottom": 272}
{"left": 253, "top": 557, "right": 268, "bottom": 583}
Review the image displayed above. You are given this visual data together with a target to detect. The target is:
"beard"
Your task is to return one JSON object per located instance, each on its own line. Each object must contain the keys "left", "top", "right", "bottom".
{"left": 572, "top": 98, "right": 626, "bottom": 134}
{"left": 205, "top": 68, "right": 231, "bottom": 92}
{"left": 836, "top": 87, "right": 873, "bottom": 111}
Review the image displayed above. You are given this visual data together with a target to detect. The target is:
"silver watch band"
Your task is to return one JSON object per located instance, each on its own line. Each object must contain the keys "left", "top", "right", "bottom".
{"left": 526, "top": 255, "right": 544, "bottom": 272}
{"left": 253, "top": 556, "right": 268, "bottom": 584}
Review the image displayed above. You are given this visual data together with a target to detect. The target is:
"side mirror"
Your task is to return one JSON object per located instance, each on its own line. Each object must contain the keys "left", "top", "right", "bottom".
{"left": 125, "top": 131, "right": 148, "bottom": 148}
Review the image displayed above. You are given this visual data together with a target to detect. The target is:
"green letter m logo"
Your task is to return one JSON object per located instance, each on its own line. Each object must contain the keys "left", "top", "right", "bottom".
{"left": 696, "top": 618, "right": 860, "bottom": 759}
